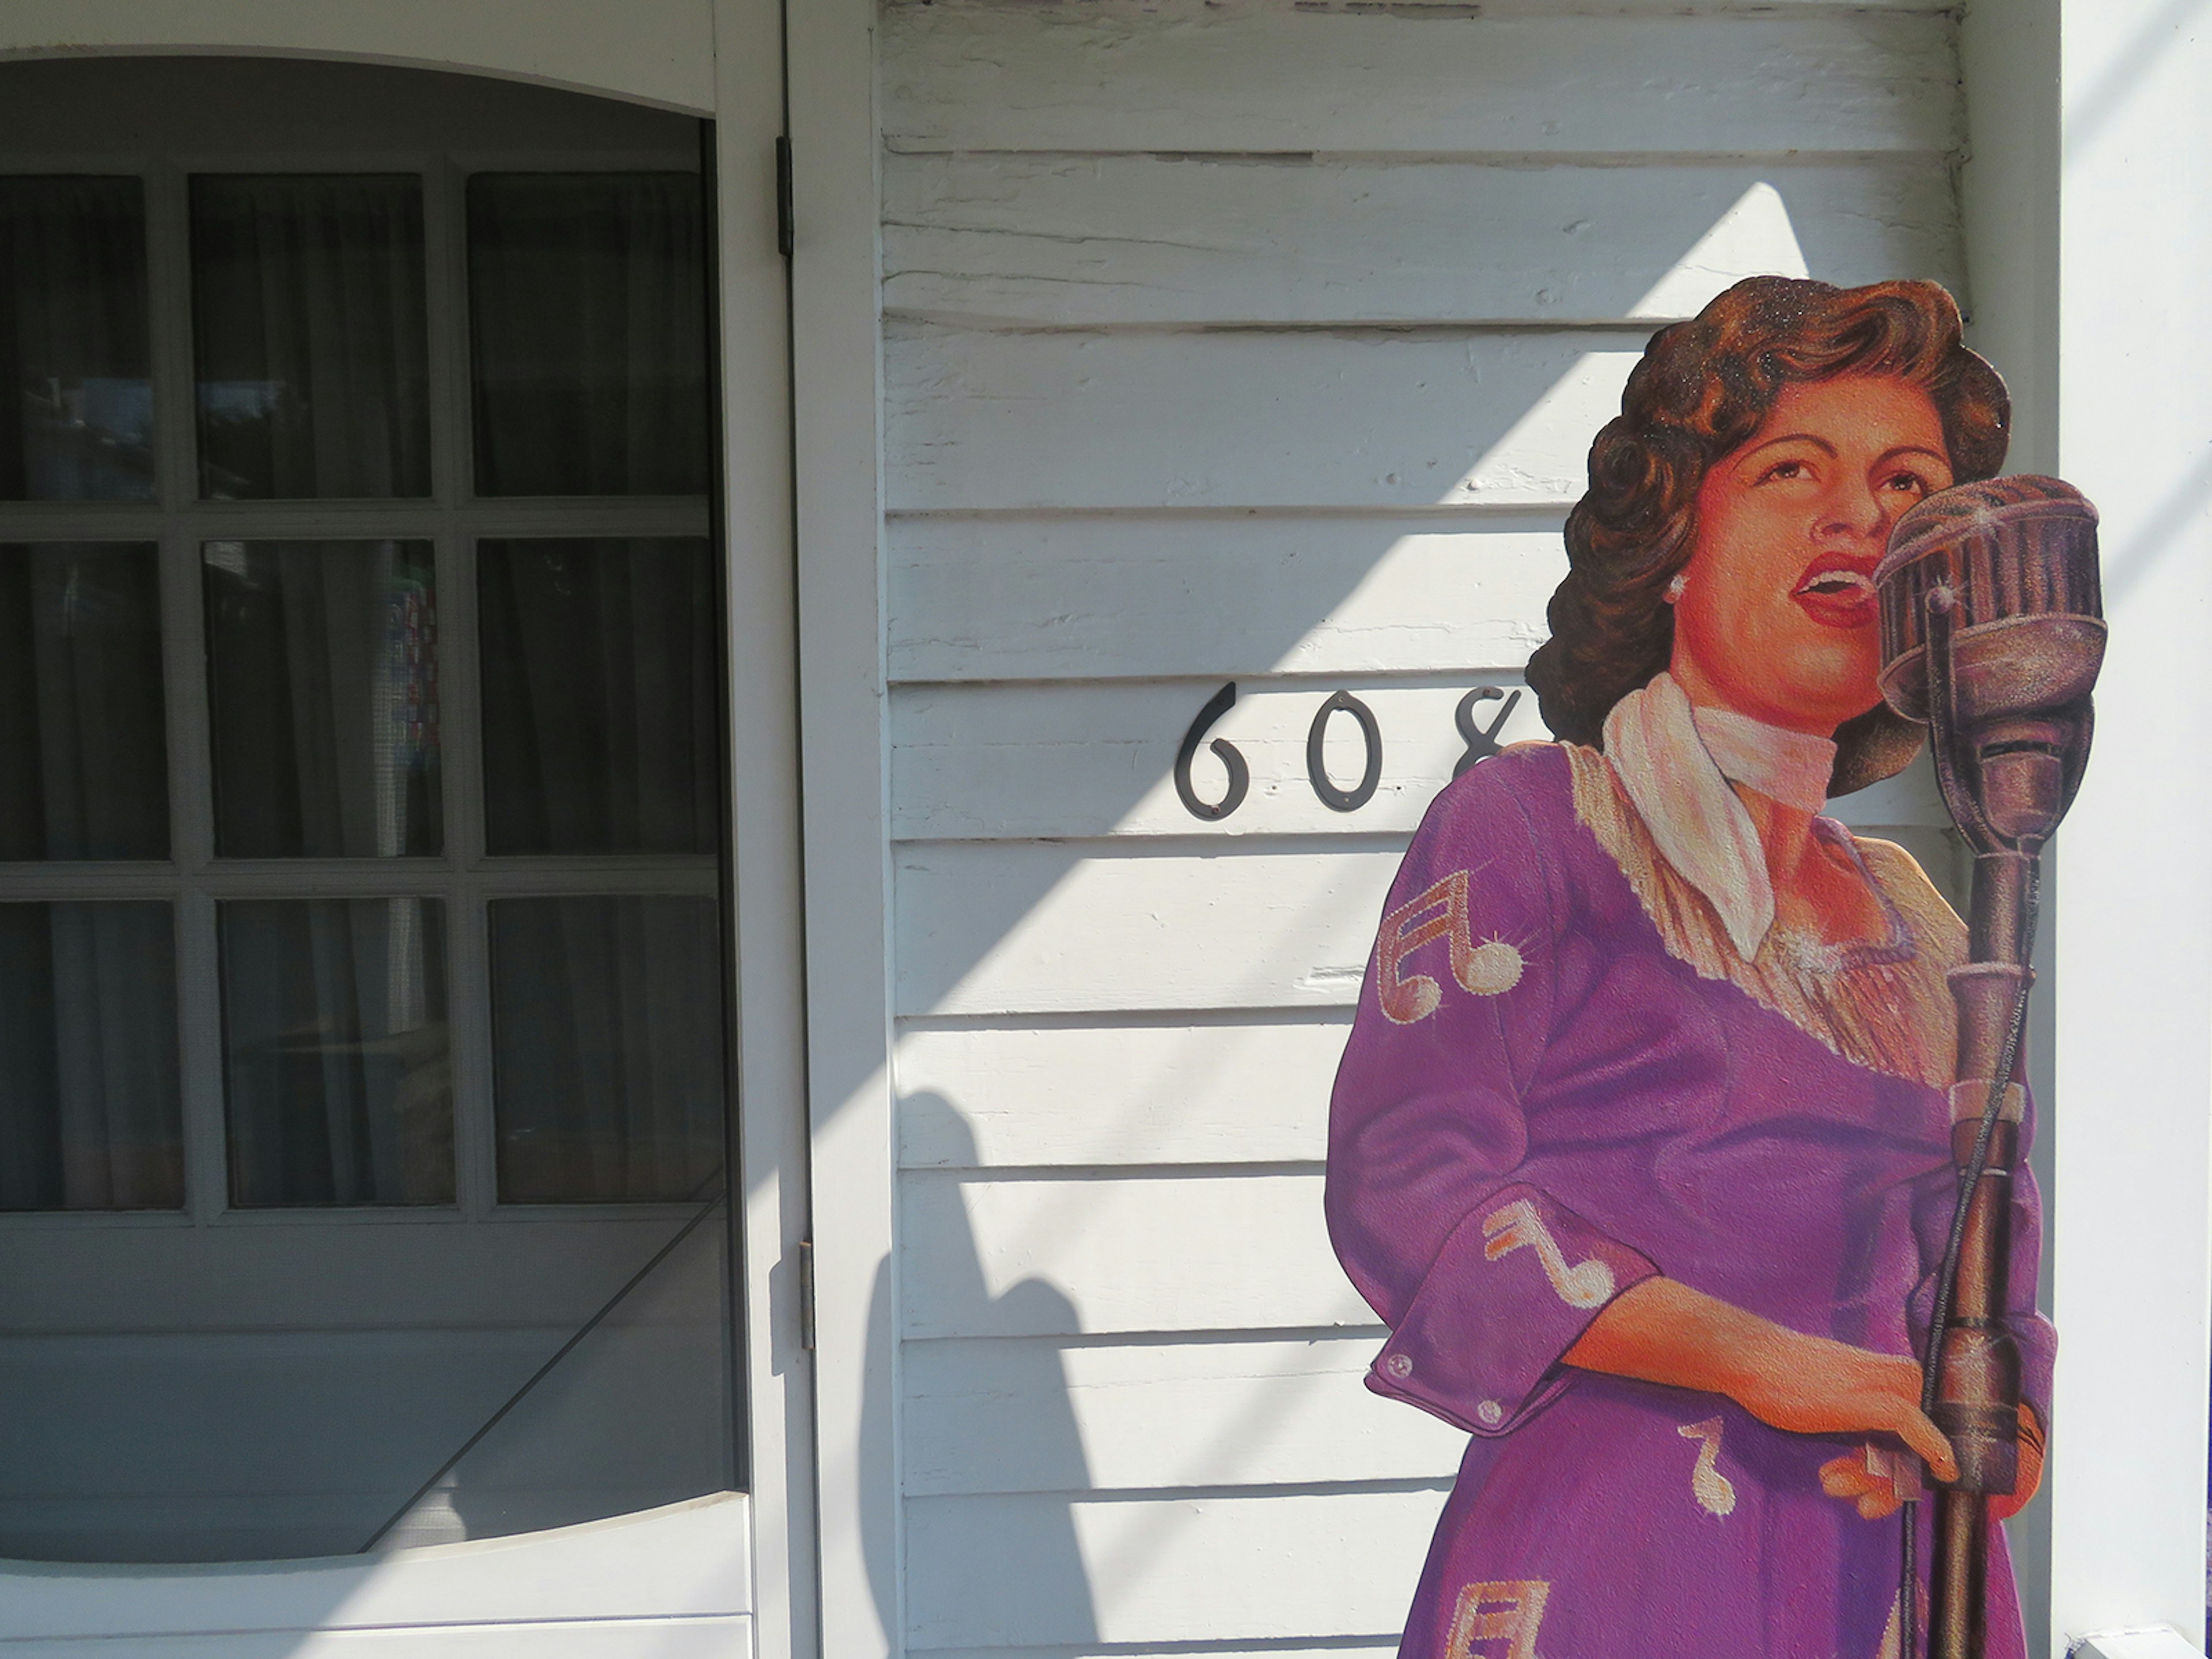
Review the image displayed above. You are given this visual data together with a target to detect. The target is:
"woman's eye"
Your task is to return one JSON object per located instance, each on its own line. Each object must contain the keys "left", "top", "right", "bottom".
{"left": 1881, "top": 471, "right": 1930, "bottom": 495}
{"left": 1758, "top": 459, "right": 1810, "bottom": 484}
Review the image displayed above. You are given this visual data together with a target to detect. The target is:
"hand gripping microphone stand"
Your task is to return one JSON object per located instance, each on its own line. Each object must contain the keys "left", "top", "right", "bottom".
{"left": 1873, "top": 475, "right": 2105, "bottom": 1659}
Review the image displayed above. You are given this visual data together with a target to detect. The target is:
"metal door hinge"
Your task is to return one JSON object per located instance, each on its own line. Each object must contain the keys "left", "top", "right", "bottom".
{"left": 797, "top": 1237, "right": 816, "bottom": 1351}
{"left": 775, "top": 135, "right": 794, "bottom": 257}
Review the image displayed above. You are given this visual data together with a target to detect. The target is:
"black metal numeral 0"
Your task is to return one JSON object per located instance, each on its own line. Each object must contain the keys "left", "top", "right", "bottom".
{"left": 1306, "top": 690, "right": 1382, "bottom": 812}
{"left": 1175, "top": 680, "right": 1251, "bottom": 821}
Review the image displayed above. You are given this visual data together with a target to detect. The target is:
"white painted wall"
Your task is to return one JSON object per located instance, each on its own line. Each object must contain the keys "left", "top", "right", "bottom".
{"left": 2047, "top": 0, "right": 2212, "bottom": 1649}
{"left": 874, "top": 2, "right": 1985, "bottom": 1653}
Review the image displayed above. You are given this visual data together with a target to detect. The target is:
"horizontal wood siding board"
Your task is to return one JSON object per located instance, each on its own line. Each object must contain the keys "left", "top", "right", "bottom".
{"left": 903, "top": 1335, "right": 1464, "bottom": 1494}
{"left": 887, "top": 515, "right": 1565, "bottom": 685}
{"left": 880, "top": 5, "right": 1961, "bottom": 158}
{"left": 0, "top": 1620, "right": 754, "bottom": 1658}
{"left": 896, "top": 1019, "right": 1350, "bottom": 1167}
{"left": 894, "top": 678, "right": 1535, "bottom": 840}
{"left": 900, "top": 1169, "right": 1367, "bottom": 1338}
{"left": 886, "top": 324, "right": 1647, "bottom": 512}
{"left": 893, "top": 818, "right": 1955, "bottom": 1018}
{"left": 891, "top": 680, "right": 1957, "bottom": 839}
{"left": 884, "top": 155, "right": 1964, "bottom": 328}
{"left": 903, "top": 1487, "right": 1448, "bottom": 1646}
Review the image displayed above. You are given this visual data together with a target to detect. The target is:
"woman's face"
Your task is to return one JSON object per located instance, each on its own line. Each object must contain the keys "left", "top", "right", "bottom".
{"left": 1669, "top": 373, "right": 1953, "bottom": 733}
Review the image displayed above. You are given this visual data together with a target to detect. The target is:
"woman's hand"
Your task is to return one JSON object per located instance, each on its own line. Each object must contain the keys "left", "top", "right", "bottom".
{"left": 1819, "top": 1405, "right": 2044, "bottom": 1520}
{"left": 1565, "top": 1277, "right": 1957, "bottom": 1483}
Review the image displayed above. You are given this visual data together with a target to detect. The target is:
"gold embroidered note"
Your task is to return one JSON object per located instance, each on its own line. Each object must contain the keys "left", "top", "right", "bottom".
{"left": 1374, "top": 870, "right": 1522, "bottom": 1023}
{"left": 1481, "top": 1198, "right": 1615, "bottom": 1308}
{"left": 1677, "top": 1417, "right": 1738, "bottom": 1517}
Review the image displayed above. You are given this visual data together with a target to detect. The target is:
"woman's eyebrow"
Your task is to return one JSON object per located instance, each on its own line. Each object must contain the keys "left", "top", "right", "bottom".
{"left": 1876, "top": 444, "right": 1952, "bottom": 468}
{"left": 1737, "top": 432, "right": 1836, "bottom": 463}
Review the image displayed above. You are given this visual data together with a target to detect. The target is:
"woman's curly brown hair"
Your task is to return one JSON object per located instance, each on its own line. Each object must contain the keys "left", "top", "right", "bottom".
{"left": 1524, "top": 275, "right": 2009, "bottom": 794}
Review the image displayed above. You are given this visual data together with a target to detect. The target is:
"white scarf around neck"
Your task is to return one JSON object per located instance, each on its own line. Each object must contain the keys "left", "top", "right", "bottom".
{"left": 1600, "top": 673, "right": 1837, "bottom": 959}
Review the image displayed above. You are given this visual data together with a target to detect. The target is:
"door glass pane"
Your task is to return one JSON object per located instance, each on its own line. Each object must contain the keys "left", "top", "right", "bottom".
{"left": 203, "top": 540, "right": 441, "bottom": 859}
{"left": 0, "top": 177, "right": 153, "bottom": 501}
{"left": 221, "top": 897, "right": 453, "bottom": 1207}
{"left": 0, "top": 542, "right": 168, "bottom": 859}
{"left": 478, "top": 537, "right": 715, "bottom": 855}
{"left": 489, "top": 895, "right": 723, "bottom": 1203}
{"left": 0, "top": 902, "right": 181, "bottom": 1211}
{"left": 467, "top": 172, "right": 709, "bottom": 496}
{"left": 190, "top": 175, "right": 432, "bottom": 500}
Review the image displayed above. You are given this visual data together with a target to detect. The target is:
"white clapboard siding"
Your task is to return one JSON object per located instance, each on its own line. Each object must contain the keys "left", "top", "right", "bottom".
{"left": 896, "top": 843, "right": 1397, "bottom": 1018}
{"left": 887, "top": 324, "right": 1643, "bottom": 513}
{"left": 904, "top": 1488, "right": 1447, "bottom": 1647}
{"left": 894, "top": 679, "right": 1535, "bottom": 840}
{"left": 880, "top": 5, "right": 1959, "bottom": 158}
{"left": 885, "top": 156, "right": 1964, "bottom": 328}
{"left": 896, "top": 1019, "right": 1350, "bottom": 1168}
{"left": 903, "top": 1335, "right": 1464, "bottom": 1494}
{"left": 900, "top": 1170, "right": 1365, "bottom": 1338}
{"left": 888, "top": 514, "right": 1565, "bottom": 685}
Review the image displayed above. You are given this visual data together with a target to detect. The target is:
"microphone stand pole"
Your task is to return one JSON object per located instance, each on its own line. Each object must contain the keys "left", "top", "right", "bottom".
{"left": 1917, "top": 596, "right": 2037, "bottom": 1659}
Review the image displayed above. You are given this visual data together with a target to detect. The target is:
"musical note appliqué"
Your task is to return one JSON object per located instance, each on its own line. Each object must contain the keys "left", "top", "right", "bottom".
{"left": 1374, "top": 870, "right": 1524, "bottom": 1024}
{"left": 1677, "top": 1418, "right": 1738, "bottom": 1518}
{"left": 1444, "top": 1579, "right": 1550, "bottom": 1659}
{"left": 1480, "top": 1199, "right": 1616, "bottom": 1308}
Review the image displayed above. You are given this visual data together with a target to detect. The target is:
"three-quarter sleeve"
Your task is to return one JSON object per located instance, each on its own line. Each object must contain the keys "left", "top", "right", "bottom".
{"left": 1325, "top": 751, "right": 1658, "bottom": 1438}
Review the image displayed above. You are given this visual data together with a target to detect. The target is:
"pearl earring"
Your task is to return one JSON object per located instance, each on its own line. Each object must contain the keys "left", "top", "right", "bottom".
{"left": 1664, "top": 574, "right": 1687, "bottom": 604}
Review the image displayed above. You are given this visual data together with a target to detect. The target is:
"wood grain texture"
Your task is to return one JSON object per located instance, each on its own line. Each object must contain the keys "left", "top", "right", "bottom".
{"left": 880, "top": 3, "right": 1960, "bottom": 157}
{"left": 887, "top": 323, "right": 1644, "bottom": 512}
{"left": 888, "top": 514, "right": 1565, "bottom": 685}
{"left": 903, "top": 1335, "right": 1463, "bottom": 1494}
{"left": 896, "top": 1019, "right": 1349, "bottom": 1168}
{"left": 885, "top": 156, "right": 1964, "bottom": 327}
{"left": 904, "top": 1487, "right": 1446, "bottom": 1645}
{"left": 900, "top": 1169, "right": 1365, "bottom": 1338}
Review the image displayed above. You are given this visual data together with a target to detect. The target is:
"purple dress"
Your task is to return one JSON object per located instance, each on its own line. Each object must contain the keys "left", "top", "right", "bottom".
{"left": 1326, "top": 743, "right": 2051, "bottom": 1659}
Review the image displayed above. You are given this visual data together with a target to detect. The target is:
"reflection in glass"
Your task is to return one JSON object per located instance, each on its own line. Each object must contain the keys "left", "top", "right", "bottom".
{"left": 467, "top": 173, "right": 709, "bottom": 496}
{"left": 191, "top": 175, "right": 431, "bottom": 499}
{"left": 378, "top": 1210, "right": 732, "bottom": 1547}
{"left": 0, "top": 902, "right": 181, "bottom": 1210}
{"left": 490, "top": 896, "right": 724, "bottom": 1203}
{"left": 0, "top": 177, "right": 153, "bottom": 501}
{"left": 221, "top": 898, "right": 452, "bottom": 1206}
{"left": 204, "top": 540, "right": 441, "bottom": 859}
{"left": 478, "top": 538, "right": 715, "bottom": 855}
{"left": 0, "top": 543, "right": 168, "bottom": 859}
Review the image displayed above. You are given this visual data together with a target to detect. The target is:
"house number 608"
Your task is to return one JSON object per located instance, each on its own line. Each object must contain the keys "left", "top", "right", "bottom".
{"left": 1174, "top": 681, "right": 1523, "bottom": 822}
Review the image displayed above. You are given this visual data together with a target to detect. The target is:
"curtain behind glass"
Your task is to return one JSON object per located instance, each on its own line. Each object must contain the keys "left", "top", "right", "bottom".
{"left": 203, "top": 540, "right": 441, "bottom": 858}
{"left": 191, "top": 175, "right": 431, "bottom": 500}
{"left": 477, "top": 537, "right": 715, "bottom": 855}
{"left": 0, "top": 543, "right": 168, "bottom": 859}
{"left": 221, "top": 898, "right": 452, "bottom": 1206}
{"left": 0, "top": 902, "right": 181, "bottom": 1210}
{"left": 0, "top": 177, "right": 154, "bottom": 501}
{"left": 467, "top": 173, "right": 708, "bottom": 497}
{"left": 489, "top": 896, "right": 722, "bottom": 1203}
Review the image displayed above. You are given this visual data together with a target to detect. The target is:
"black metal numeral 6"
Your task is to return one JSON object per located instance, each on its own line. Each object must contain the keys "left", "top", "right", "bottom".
{"left": 1174, "top": 680, "right": 1251, "bottom": 821}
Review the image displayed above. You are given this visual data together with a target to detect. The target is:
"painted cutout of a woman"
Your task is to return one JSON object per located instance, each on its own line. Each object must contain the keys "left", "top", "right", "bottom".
{"left": 1325, "top": 277, "right": 2050, "bottom": 1659}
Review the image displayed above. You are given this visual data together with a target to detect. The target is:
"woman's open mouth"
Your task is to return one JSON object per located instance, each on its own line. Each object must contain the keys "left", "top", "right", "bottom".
{"left": 1791, "top": 559, "right": 1879, "bottom": 627}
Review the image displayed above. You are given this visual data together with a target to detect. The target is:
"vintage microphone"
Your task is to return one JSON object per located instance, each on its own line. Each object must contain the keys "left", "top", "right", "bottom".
{"left": 1874, "top": 475, "right": 2105, "bottom": 1659}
